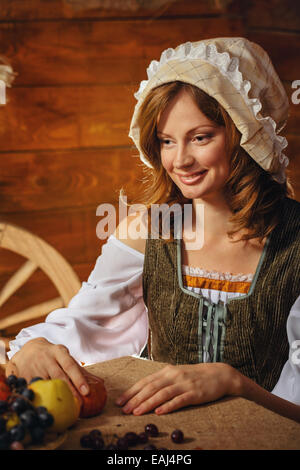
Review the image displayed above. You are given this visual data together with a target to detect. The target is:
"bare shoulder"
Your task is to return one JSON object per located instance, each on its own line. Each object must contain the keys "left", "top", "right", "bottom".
{"left": 112, "top": 211, "right": 147, "bottom": 255}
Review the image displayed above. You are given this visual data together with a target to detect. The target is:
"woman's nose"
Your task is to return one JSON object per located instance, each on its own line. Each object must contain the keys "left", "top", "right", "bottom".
{"left": 174, "top": 143, "right": 194, "bottom": 168}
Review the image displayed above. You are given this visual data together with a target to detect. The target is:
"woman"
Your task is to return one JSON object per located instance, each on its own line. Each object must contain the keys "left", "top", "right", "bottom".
{"left": 6, "top": 37, "right": 300, "bottom": 422}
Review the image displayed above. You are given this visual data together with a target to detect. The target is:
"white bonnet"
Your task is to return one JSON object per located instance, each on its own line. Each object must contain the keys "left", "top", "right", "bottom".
{"left": 129, "top": 37, "right": 289, "bottom": 183}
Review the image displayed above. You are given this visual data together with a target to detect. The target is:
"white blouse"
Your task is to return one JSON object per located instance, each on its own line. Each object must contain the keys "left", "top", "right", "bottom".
{"left": 7, "top": 235, "right": 300, "bottom": 405}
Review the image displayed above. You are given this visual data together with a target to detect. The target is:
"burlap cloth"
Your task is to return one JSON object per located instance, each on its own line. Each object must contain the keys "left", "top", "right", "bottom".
{"left": 56, "top": 356, "right": 300, "bottom": 450}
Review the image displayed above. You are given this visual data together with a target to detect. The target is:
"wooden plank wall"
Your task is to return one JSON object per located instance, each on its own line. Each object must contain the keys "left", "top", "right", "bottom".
{"left": 0, "top": 0, "right": 299, "bottom": 340}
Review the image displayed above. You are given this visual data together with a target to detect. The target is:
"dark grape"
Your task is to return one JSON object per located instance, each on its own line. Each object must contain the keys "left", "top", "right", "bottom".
{"left": 30, "top": 426, "right": 45, "bottom": 444}
{"left": 21, "top": 388, "right": 35, "bottom": 401}
{"left": 80, "top": 433, "right": 92, "bottom": 448}
{"left": 171, "top": 429, "right": 184, "bottom": 443}
{"left": 0, "top": 417, "right": 6, "bottom": 434}
{"left": 6, "top": 374, "right": 18, "bottom": 389}
{"left": 143, "top": 444, "right": 157, "bottom": 450}
{"left": 0, "top": 432, "right": 10, "bottom": 450}
{"left": 145, "top": 423, "right": 159, "bottom": 437}
{"left": 89, "top": 429, "right": 104, "bottom": 450}
{"left": 20, "top": 409, "right": 38, "bottom": 429}
{"left": 35, "top": 406, "right": 48, "bottom": 414}
{"left": 16, "top": 377, "right": 27, "bottom": 390}
{"left": 116, "top": 437, "right": 128, "bottom": 450}
{"left": 89, "top": 429, "right": 102, "bottom": 440}
{"left": 11, "top": 397, "right": 28, "bottom": 415}
{"left": 105, "top": 443, "right": 118, "bottom": 450}
{"left": 9, "top": 424, "right": 26, "bottom": 442}
{"left": 37, "top": 410, "right": 54, "bottom": 428}
{"left": 124, "top": 431, "right": 139, "bottom": 446}
{"left": 138, "top": 431, "right": 148, "bottom": 444}
{"left": 91, "top": 437, "right": 105, "bottom": 450}
{"left": 0, "top": 400, "right": 8, "bottom": 414}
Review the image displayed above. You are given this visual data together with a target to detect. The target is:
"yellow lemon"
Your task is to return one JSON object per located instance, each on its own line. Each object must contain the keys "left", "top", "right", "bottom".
{"left": 29, "top": 379, "right": 80, "bottom": 433}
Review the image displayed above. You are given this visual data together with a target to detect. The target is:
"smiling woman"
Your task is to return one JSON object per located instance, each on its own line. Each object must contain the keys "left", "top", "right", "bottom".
{"left": 5, "top": 37, "right": 300, "bottom": 424}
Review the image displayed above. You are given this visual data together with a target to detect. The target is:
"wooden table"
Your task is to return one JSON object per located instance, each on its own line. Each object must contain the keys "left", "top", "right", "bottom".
{"left": 54, "top": 356, "right": 300, "bottom": 451}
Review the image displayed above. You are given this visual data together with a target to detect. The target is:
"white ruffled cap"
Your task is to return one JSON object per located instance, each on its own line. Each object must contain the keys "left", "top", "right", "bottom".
{"left": 129, "top": 37, "right": 289, "bottom": 183}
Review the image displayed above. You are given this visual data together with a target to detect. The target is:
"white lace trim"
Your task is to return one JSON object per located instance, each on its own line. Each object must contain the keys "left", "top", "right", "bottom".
{"left": 182, "top": 264, "right": 253, "bottom": 282}
{"left": 134, "top": 41, "right": 289, "bottom": 173}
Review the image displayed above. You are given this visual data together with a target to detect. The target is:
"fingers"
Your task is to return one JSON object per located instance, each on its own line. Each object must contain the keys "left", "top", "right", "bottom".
{"left": 115, "top": 364, "right": 204, "bottom": 416}
{"left": 155, "top": 391, "right": 197, "bottom": 415}
{"left": 117, "top": 374, "right": 186, "bottom": 415}
{"left": 52, "top": 345, "right": 90, "bottom": 397}
{"left": 129, "top": 383, "right": 182, "bottom": 415}
{"left": 115, "top": 370, "right": 165, "bottom": 406}
{"left": 120, "top": 380, "right": 198, "bottom": 416}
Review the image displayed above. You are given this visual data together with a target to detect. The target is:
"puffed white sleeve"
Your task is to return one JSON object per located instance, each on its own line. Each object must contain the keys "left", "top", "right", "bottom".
{"left": 7, "top": 235, "right": 148, "bottom": 365}
{"left": 271, "top": 294, "right": 300, "bottom": 405}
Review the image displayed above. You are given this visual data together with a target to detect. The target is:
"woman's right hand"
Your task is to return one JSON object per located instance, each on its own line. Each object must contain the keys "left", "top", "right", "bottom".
{"left": 5, "top": 337, "right": 90, "bottom": 403}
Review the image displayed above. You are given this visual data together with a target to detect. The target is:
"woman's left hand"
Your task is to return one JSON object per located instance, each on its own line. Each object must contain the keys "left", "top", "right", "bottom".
{"left": 115, "top": 362, "right": 242, "bottom": 415}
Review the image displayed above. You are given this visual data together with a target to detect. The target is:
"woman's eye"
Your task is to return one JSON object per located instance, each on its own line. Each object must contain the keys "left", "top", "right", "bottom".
{"left": 195, "top": 134, "right": 211, "bottom": 142}
{"left": 160, "top": 139, "right": 172, "bottom": 145}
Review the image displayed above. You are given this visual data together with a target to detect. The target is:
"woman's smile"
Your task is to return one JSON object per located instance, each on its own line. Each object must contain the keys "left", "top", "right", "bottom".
{"left": 177, "top": 169, "right": 208, "bottom": 185}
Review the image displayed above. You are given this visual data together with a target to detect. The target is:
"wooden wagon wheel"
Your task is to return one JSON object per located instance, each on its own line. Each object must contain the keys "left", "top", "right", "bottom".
{"left": 0, "top": 222, "right": 81, "bottom": 347}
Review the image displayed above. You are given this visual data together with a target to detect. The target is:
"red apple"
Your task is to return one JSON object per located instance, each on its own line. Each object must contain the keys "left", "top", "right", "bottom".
{"left": 79, "top": 376, "right": 107, "bottom": 418}
{"left": 0, "top": 375, "right": 11, "bottom": 401}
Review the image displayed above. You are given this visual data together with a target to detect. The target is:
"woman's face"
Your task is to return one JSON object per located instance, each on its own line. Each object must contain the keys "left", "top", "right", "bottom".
{"left": 157, "top": 89, "right": 230, "bottom": 202}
